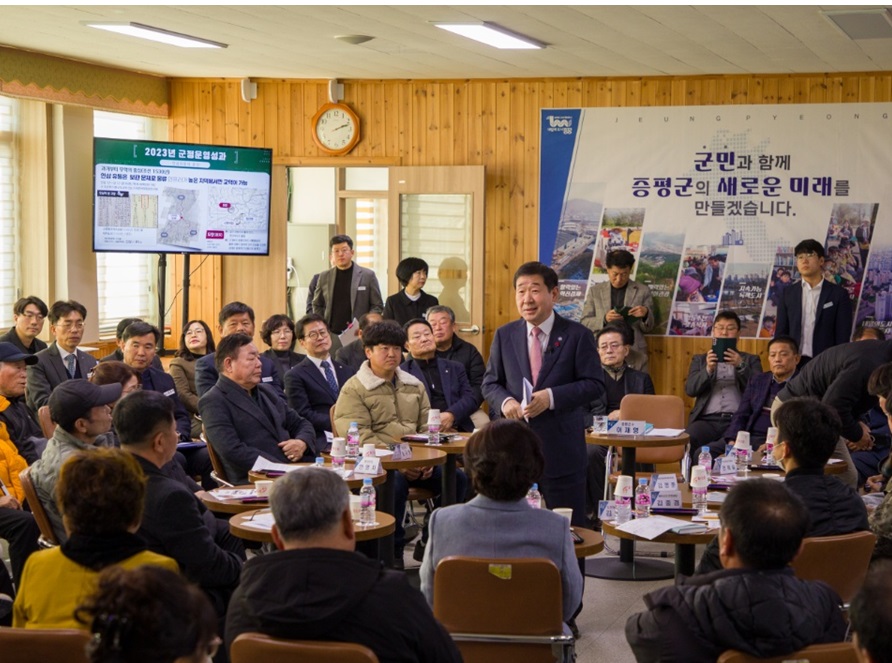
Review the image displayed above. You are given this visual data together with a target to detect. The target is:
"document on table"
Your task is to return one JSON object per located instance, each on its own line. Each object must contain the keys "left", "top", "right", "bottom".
{"left": 210, "top": 489, "right": 256, "bottom": 500}
{"left": 240, "top": 512, "right": 275, "bottom": 531}
{"left": 646, "top": 428, "right": 685, "bottom": 437}
{"left": 251, "top": 457, "right": 307, "bottom": 473}
{"left": 615, "top": 515, "right": 694, "bottom": 540}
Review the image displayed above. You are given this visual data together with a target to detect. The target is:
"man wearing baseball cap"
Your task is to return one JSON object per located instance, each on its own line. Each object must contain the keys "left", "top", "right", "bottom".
{"left": 28, "top": 379, "right": 121, "bottom": 543}
{"left": 0, "top": 342, "right": 45, "bottom": 464}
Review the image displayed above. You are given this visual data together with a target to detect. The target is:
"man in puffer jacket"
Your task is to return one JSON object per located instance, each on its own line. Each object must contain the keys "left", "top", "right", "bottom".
{"left": 626, "top": 478, "right": 846, "bottom": 662}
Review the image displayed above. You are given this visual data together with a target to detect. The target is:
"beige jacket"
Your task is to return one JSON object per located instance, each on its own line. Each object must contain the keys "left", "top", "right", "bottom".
{"left": 334, "top": 361, "right": 430, "bottom": 445}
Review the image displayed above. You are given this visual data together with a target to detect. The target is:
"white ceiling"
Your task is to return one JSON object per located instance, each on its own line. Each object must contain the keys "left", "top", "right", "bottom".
{"left": 1, "top": 5, "right": 891, "bottom": 80}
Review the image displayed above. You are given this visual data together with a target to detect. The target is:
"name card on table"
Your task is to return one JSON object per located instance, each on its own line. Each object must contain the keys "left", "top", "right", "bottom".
{"left": 610, "top": 420, "right": 647, "bottom": 436}
{"left": 389, "top": 443, "right": 413, "bottom": 461}
{"left": 598, "top": 500, "right": 617, "bottom": 522}
{"left": 651, "top": 490, "right": 683, "bottom": 509}
{"left": 715, "top": 456, "right": 738, "bottom": 475}
{"left": 651, "top": 474, "right": 679, "bottom": 492}
{"left": 354, "top": 456, "right": 382, "bottom": 475}
{"left": 591, "top": 416, "right": 610, "bottom": 434}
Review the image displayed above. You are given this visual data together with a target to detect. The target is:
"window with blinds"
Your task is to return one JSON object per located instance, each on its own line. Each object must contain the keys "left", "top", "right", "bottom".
{"left": 0, "top": 96, "right": 19, "bottom": 329}
{"left": 93, "top": 111, "right": 160, "bottom": 336}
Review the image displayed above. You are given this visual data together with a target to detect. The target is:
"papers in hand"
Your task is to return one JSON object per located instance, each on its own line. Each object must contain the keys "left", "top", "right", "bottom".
{"left": 615, "top": 515, "right": 714, "bottom": 540}
{"left": 338, "top": 318, "right": 360, "bottom": 346}
{"left": 521, "top": 378, "right": 534, "bottom": 421}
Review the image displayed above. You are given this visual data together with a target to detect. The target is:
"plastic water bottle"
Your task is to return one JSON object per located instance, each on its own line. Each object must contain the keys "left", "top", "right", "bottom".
{"left": 331, "top": 454, "right": 345, "bottom": 474}
{"left": 763, "top": 427, "right": 778, "bottom": 467}
{"left": 691, "top": 466, "right": 709, "bottom": 515}
{"left": 359, "top": 478, "right": 377, "bottom": 526}
{"left": 634, "top": 478, "right": 651, "bottom": 519}
{"left": 315, "top": 456, "right": 325, "bottom": 468}
{"left": 427, "top": 409, "right": 442, "bottom": 446}
{"left": 346, "top": 422, "right": 360, "bottom": 460}
{"left": 615, "top": 493, "right": 631, "bottom": 525}
{"left": 698, "top": 446, "right": 713, "bottom": 473}
{"left": 526, "top": 483, "right": 542, "bottom": 509}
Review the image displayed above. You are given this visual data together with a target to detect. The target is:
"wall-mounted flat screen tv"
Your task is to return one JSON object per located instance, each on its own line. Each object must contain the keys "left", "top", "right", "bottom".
{"left": 93, "top": 138, "right": 273, "bottom": 255}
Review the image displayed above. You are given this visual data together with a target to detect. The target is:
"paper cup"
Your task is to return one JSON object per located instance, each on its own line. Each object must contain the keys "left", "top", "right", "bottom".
{"left": 428, "top": 409, "right": 441, "bottom": 426}
{"left": 254, "top": 480, "right": 273, "bottom": 497}
{"left": 765, "top": 427, "right": 778, "bottom": 446}
{"left": 362, "top": 443, "right": 377, "bottom": 458}
{"left": 734, "top": 431, "right": 751, "bottom": 449}
{"left": 690, "top": 466, "right": 709, "bottom": 489}
{"left": 331, "top": 437, "right": 347, "bottom": 457}
{"left": 553, "top": 507, "right": 574, "bottom": 522}
{"left": 349, "top": 495, "right": 362, "bottom": 521}
{"left": 615, "top": 475, "right": 633, "bottom": 498}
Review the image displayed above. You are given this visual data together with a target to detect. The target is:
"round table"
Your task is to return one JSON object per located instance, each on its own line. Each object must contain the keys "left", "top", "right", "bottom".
{"left": 572, "top": 526, "right": 605, "bottom": 558}
{"left": 584, "top": 431, "right": 690, "bottom": 581}
{"left": 600, "top": 517, "right": 717, "bottom": 577}
{"left": 230, "top": 508, "right": 396, "bottom": 546}
{"left": 201, "top": 486, "right": 270, "bottom": 515}
{"left": 405, "top": 434, "right": 467, "bottom": 506}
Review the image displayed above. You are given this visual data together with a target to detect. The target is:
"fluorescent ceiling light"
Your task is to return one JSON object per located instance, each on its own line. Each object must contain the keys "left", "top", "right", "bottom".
{"left": 433, "top": 22, "right": 544, "bottom": 50}
{"left": 83, "top": 22, "right": 227, "bottom": 49}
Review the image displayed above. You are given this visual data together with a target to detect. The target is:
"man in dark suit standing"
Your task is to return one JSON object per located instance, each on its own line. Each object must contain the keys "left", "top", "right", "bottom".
{"left": 482, "top": 261, "right": 603, "bottom": 527}
{"left": 285, "top": 314, "right": 355, "bottom": 452}
{"left": 116, "top": 390, "right": 244, "bottom": 622}
{"left": 0, "top": 296, "right": 48, "bottom": 355}
{"left": 312, "top": 235, "right": 383, "bottom": 335}
{"left": 200, "top": 333, "right": 316, "bottom": 484}
{"left": 26, "top": 300, "right": 98, "bottom": 412}
{"left": 776, "top": 238, "right": 853, "bottom": 361}
{"left": 194, "top": 301, "right": 284, "bottom": 399}
{"left": 402, "top": 318, "right": 477, "bottom": 433}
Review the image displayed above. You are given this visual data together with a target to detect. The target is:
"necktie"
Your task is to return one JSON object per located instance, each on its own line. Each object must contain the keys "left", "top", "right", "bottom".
{"left": 321, "top": 360, "right": 339, "bottom": 397}
{"left": 530, "top": 327, "right": 543, "bottom": 384}
{"left": 65, "top": 354, "right": 77, "bottom": 379}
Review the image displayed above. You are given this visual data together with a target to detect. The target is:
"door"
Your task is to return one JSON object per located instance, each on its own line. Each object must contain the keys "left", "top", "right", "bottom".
{"left": 388, "top": 166, "right": 485, "bottom": 353}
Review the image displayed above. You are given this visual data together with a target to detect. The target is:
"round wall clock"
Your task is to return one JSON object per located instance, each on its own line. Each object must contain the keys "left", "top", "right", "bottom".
{"left": 311, "top": 103, "right": 361, "bottom": 156}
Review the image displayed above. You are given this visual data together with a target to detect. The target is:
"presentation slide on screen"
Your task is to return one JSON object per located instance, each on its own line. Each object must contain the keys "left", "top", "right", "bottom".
{"left": 93, "top": 139, "right": 272, "bottom": 255}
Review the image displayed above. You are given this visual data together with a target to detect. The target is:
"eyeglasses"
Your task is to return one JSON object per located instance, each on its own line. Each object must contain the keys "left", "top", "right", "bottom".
{"left": 57, "top": 321, "right": 85, "bottom": 330}
{"left": 598, "top": 342, "right": 624, "bottom": 351}
{"left": 713, "top": 325, "right": 738, "bottom": 333}
{"left": 271, "top": 328, "right": 293, "bottom": 337}
{"left": 20, "top": 311, "right": 45, "bottom": 321}
{"left": 303, "top": 330, "right": 329, "bottom": 340}
{"left": 796, "top": 251, "right": 819, "bottom": 259}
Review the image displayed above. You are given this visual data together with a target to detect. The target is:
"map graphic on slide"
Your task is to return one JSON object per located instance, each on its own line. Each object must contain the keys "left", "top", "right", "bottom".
{"left": 159, "top": 188, "right": 200, "bottom": 247}
{"left": 96, "top": 193, "right": 157, "bottom": 228}
{"left": 209, "top": 186, "right": 269, "bottom": 229}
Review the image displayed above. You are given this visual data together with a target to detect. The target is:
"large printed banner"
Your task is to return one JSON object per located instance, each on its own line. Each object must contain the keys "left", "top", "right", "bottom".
{"left": 539, "top": 104, "right": 892, "bottom": 338}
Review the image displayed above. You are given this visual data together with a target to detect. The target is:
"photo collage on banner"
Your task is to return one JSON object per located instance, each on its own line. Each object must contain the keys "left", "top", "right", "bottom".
{"left": 539, "top": 103, "right": 892, "bottom": 338}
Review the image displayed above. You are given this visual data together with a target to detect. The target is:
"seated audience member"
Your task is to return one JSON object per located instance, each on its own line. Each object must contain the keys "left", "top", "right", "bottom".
{"left": 0, "top": 296, "right": 48, "bottom": 355}
{"left": 29, "top": 379, "right": 121, "bottom": 543}
{"left": 226, "top": 467, "right": 461, "bottom": 663}
{"left": 586, "top": 323, "right": 655, "bottom": 520}
{"left": 776, "top": 336, "right": 892, "bottom": 490}
{"left": 402, "top": 318, "right": 477, "bottom": 433}
{"left": 851, "top": 327, "right": 891, "bottom": 486}
{"left": 335, "top": 321, "right": 458, "bottom": 566}
{"left": 420, "top": 419, "right": 583, "bottom": 623}
{"left": 169, "top": 319, "right": 216, "bottom": 439}
{"left": 12, "top": 448, "right": 178, "bottom": 629}
{"left": 284, "top": 314, "right": 355, "bottom": 452}
{"left": 335, "top": 311, "right": 383, "bottom": 370}
{"left": 0, "top": 410, "right": 40, "bottom": 594}
{"left": 89, "top": 361, "right": 140, "bottom": 448}
{"left": 78, "top": 566, "right": 219, "bottom": 663}
{"left": 383, "top": 257, "right": 439, "bottom": 326}
{"left": 260, "top": 313, "right": 304, "bottom": 377}
{"left": 0, "top": 342, "right": 45, "bottom": 463}
{"left": 627, "top": 478, "right": 846, "bottom": 662}
{"left": 683, "top": 310, "right": 762, "bottom": 452}
{"left": 199, "top": 334, "right": 316, "bottom": 483}
{"left": 116, "top": 390, "right": 244, "bottom": 619}
{"left": 849, "top": 560, "right": 892, "bottom": 663}
{"left": 580, "top": 249, "right": 655, "bottom": 372}
{"left": 99, "top": 317, "right": 162, "bottom": 369}
{"left": 697, "top": 397, "right": 869, "bottom": 573}
{"left": 427, "top": 305, "right": 486, "bottom": 409}
{"left": 195, "top": 301, "right": 284, "bottom": 399}
{"left": 26, "top": 300, "right": 99, "bottom": 411}
{"left": 697, "top": 335, "right": 800, "bottom": 463}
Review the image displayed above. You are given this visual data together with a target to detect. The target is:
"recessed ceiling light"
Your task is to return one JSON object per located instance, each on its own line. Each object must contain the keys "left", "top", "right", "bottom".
{"left": 83, "top": 22, "right": 227, "bottom": 49}
{"left": 335, "top": 35, "right": 374, "bottom": 46}
{"left": 433, "top": 22, "right": 544, "bottom": 50}
{"left": 821, "top": 9, "right": 892, "bottom": 40}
